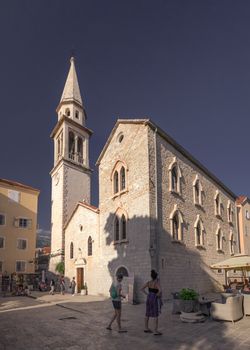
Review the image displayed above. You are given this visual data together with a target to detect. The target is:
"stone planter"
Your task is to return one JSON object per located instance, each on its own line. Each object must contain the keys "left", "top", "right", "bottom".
{"left": 81, "top": 289, "right": 87, "bottom": 295}
{"left": 180, "top": 299, "right": 199, "bottom": 313}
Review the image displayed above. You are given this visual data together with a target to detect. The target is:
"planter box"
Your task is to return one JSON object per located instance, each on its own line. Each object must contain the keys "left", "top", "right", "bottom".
{"left": 180, "top": 300, "right": 199, "bottom": 313}
{"left": 81, "top": 289, "right": 87, "bottom": 295}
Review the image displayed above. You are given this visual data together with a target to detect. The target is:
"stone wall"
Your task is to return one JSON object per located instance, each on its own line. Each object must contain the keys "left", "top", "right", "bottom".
{"left": 149, "top": 127, "right": 238, "bottom": 297}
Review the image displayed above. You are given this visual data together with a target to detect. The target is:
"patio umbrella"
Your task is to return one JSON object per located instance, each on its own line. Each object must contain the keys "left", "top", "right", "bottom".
{"left": 211, "top": 255, "right": 250, "bottom": 271}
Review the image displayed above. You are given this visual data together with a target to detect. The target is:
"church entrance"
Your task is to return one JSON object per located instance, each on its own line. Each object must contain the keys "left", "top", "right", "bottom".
{"left": 77, "top": 267, "right": 84, "bottom": 293}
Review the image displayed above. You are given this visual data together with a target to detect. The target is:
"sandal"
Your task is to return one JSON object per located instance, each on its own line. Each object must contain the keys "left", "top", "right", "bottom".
{"left": 144, "top": 329, "right": 153, "bottom": 333}
{"left": 106, "top": 326, "right": 112, "bottom": 330}
{"left": 154, "top": 331, "right": 162, "bottom": 336}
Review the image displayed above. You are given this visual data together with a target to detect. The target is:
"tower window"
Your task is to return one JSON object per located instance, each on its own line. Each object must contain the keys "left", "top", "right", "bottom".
{"left": 65, "top": 108, "right": 70, "bottom": 117}
{"left": 68, "top": 131, "right": 75, "bottom": 159}
{"left": 70, "top": 242, "right": 74, "bottom": 259}
{"left": 88, "top": 236, "right": 92, "bottom": 256}
{"left": 75, "top": 110, "right": 79, "bottom": 119}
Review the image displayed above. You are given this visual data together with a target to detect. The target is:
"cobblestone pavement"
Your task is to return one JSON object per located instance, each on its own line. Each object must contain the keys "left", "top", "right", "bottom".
{"left": 1, "top": 292, "right": 250, "bottom": 350}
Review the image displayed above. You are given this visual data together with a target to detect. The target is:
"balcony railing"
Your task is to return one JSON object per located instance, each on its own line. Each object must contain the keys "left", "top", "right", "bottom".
{"left": 68, "top": 153, "right": 84, "bottom": 165}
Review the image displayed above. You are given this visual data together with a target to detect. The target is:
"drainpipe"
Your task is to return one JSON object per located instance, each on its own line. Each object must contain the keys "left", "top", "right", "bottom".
{"left": 236, "top": 205, "right": 241, "bottom": 254}
{"left": 154, "top": 128, "right": 159, "bottom": 272}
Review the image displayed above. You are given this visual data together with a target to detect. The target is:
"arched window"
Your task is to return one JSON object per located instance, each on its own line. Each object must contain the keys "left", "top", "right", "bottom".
{"left": 75, "top": 110, "right": 79, "bottom": 119}
{"left": 194, "top": 215, "right": 204, "bottom": 247}
{"left": 114, "top": 217, "right": 119, "bottom": 241}
{"left": 57, "top": 138, "right": 61, "bottom": 158}
{"left": 116, "top": 266, "right": 129, "bottom": 277}
{"left": 70, "top": 242, "right": 74, "bottom": 259}
{"left": 195, "top": 181, "right": 199, "bottom": 201}
{"left": 66, "top": 108, "right": 70, "bottom": 117}
{"left": 227, "top": 202, "right": 233, "bottom": 223}
{"left": 114, "top": 171, "right": 119, "bottom": 194}
{"left": 170, "top": 206, "right": 183, "bottom": 241}
{"left": 77, "top": 137, "right": 83, "bottom": 156}
{"left": 229, "top": 232, "right": 235, "bottom": 255}
{"left": 88, "top": 236, "right": 92, "bottom": 256}
{"left": 172, "top": 214, "right": 179, "bottom": 240}
{"left": 68, "top": 131, "right": 75, "bottom": 159}
{"left": 168, "top": 158, "right": 182, "bottom": 194}
{"left": 120, "top": 167, "right": 126, "bottom": 191}
{"left": 111, "top": 161, "right": 128, "bottom": 195}
{"left": 214, "top": 192, "right": 221, "bottom": 217}
{"left": 193, "top": 176, "right": 203, "bottom": 206}
{"left": 196, "top": 222, "right": 202, "bottom": 245}
{"left": 171, "top": 166, "right": 178, "bottom": 192}
{"left": 216, "top": 228, "right": 223, "bottom": 251}
{"left": 121, "top": 214, "right": 126, "bottom": 240}
{"left": 77, "top": 137, "right": 83, "bottom": 164}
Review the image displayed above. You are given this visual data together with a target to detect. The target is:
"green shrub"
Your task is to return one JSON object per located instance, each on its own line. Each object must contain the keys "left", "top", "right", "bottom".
{"left": 179, "top": 288, "right": 198, "bottom": 300}
{"left": 55, "top": 261, "right": 65, "bottom": 275}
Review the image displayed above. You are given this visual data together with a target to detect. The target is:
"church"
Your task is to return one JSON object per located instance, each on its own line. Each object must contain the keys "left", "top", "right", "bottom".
{"left": 49, "top": 58, "right": 238, "bottom": 301}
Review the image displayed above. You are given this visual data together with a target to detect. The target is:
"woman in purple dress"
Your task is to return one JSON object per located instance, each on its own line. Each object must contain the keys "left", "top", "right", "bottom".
{"left": 141, "top": 270, "right": 162, "bottom": 335}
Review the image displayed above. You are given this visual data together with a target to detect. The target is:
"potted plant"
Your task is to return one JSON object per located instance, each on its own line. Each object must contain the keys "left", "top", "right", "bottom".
{"left": 179, "top": 288, "right": 199, "bottom": 313}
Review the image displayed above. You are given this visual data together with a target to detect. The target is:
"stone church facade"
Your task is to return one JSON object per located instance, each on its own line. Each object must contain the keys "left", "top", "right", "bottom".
{"left": 50, "top": 59, "right": 239, "bottom": 300}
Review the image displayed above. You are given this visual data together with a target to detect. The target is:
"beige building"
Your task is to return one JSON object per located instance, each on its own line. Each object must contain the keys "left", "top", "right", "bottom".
{"left": 51, "top": 58, "right": 240, "bottom": 300}
{"left": 0, "top": 179, "right": 39, "bottom": 276}
{"left": 236, "top": 196, "right": 250, "bottom": 255}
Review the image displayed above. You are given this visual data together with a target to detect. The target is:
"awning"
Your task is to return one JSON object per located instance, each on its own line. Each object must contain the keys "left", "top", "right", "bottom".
{"left": 211, "top": 254, "right": 250, "bottom": 270}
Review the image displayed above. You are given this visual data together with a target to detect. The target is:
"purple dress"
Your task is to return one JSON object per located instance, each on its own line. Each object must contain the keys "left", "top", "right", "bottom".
{"left": 146, "top": 287, "right": 159, "bottom": 317}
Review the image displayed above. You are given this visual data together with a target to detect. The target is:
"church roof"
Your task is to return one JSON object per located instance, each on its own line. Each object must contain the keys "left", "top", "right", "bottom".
{"left": 60, "top": 57, "right": 83, "bottom": 106}
{"left": 96, "top": 119, "right": 237, "bottom": 199}
{"left": 64, "top": 201, "right": 99, "bottom": 230}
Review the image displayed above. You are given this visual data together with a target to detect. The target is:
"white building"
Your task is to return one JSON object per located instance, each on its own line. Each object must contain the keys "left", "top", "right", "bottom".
{"left": 50, "top": 58, "right": 239, "bottom": 300}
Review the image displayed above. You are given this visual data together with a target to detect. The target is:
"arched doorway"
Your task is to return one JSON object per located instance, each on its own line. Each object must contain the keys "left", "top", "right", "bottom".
{"left": 116, "top": 266, "right": 129, "bottom": 277}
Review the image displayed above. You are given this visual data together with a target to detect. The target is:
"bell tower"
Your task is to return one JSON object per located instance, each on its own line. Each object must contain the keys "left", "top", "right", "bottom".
{"left": 49, "top": 57, "right": 92, "bottom": 272}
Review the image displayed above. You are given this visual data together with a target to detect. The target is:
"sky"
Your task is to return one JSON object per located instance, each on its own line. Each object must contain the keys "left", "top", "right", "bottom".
{"left": 1, "top": 0, "right": 250, "bottom": 234}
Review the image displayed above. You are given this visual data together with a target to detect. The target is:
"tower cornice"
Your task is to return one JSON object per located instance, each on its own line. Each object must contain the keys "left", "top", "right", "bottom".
{"left": 56, "top": 99, "right": 84, "bottom": 114}
{"left": 50, "top": 158, "right": 93, "bottom": 177}
{"left": 50, "top": 115, "right": 93, "bottom": 138}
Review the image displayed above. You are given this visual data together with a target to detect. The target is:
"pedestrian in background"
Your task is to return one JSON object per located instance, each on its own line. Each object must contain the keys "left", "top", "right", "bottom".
{"left": 49, "top": 279, "right": 55, "bottom": 295}
{"left": 106, "top": 274, "right": 127, "bottom": 333}
{"left": 60, "top": 276, "right": 65, "bottom": 295}
{"left": 70, "top": 277, "right": 76, "bottom": 296}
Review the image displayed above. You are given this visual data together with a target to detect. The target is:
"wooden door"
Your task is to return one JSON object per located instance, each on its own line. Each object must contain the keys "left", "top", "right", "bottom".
{"left": 77, "top": 268, "right": 84, "bottom": 293}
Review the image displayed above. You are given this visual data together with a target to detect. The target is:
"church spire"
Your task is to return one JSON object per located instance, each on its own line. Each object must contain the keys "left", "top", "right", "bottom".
{"left": 60, "top": 57, "right": 83, "bottom": 106}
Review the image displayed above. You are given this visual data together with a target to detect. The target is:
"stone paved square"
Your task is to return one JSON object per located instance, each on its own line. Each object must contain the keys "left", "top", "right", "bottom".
{"left": 1, "top": 293, "right": 250, "bottom": 350}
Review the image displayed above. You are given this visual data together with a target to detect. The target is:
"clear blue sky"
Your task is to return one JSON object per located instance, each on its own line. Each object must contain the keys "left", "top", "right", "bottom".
{"left": 1, "top": 0, "right": 250, "bottom": 234}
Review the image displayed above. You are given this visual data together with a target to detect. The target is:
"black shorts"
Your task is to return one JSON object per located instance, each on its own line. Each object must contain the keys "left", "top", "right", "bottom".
{"left": 112, "top": 300, "right": 121, "bottom": 310}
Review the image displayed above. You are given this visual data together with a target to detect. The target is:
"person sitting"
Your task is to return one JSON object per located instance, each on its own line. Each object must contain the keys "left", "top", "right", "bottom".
{"left": 243, "top": 280, "right": 250, "bottom": 293}
{"left": 230, "top": 279, "right": 238, "bottom": 291}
